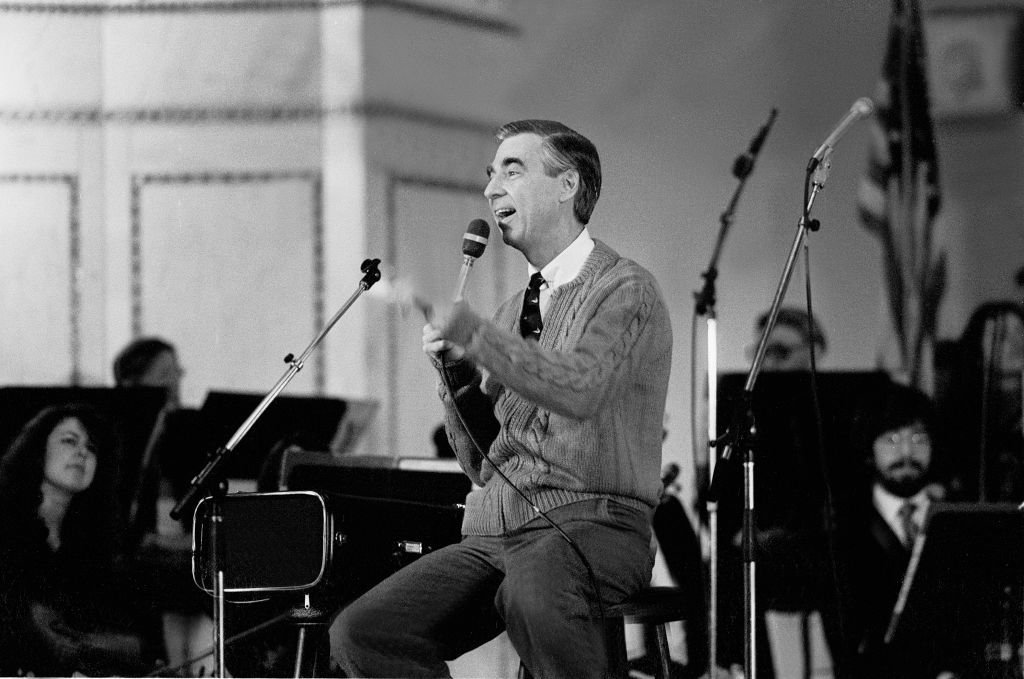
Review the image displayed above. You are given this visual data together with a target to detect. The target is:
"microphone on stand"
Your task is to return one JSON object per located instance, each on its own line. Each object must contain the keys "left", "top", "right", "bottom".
{"left": 454, "top": 218, "right": 490, "bottom": 301}
{"left": 809, "top": 97, "right": 874, "bottom": 168}
{"left": 733, "top": 107, "right": 778, "bottom": 179}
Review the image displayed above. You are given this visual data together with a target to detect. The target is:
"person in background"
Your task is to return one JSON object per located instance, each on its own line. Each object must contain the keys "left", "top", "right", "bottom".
{"left": 113, "top": 336, "right": 184, "bottom": 410}
{"left": 113, "top": 336, "right": 185, "bottom": 544}
{"left": 847, "top": 382, "right": 947, "bottom": 677}
{"left": 333, "top": 119, "right": 673, "bottom": 678}
{"left": 754, "top": 305, "right": 828, "bottom": 371}
{"left": 0, "top": 403, "right": 155, "bottom": 676}
{"left": 940, "top": 301, "right": 1024, "bottom": 503}
{"left": 113, "top": 336, "right": 213, "bottom": 676}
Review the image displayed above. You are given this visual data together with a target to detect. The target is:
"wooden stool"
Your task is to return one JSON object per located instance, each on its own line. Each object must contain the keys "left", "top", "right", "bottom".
{"left": 518, "top": 586, "right": 694, "bottom": 679}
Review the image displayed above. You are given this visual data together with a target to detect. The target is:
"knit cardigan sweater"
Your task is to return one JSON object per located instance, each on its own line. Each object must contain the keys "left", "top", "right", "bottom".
{"left": 435, "top": 239, "right": 673, "bottom": 536}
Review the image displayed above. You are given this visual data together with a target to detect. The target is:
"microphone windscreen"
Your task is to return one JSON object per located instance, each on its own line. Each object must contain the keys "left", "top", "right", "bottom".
{"left": 462, "top": 219, "right": 490, "bottom": 259}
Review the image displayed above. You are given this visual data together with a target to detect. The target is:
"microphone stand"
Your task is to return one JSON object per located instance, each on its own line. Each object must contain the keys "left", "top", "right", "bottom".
{"left": 170, "top": 258, "right": 382, "bottom": 679}
{"left": 707, "top": 150, "right": 831, "bottom": 679}
{"left": 695, "top": 108, "right": 775, "bottom": 677}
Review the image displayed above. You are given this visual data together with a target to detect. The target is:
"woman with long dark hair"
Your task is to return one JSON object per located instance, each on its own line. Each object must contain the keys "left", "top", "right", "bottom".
{"left": 0, "top": 403, "right": 154, "bottom": 676}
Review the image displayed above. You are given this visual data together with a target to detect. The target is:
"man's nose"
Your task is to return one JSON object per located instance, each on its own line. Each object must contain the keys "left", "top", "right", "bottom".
{"left": 898, "top": 439, "right": 918, "bottom": 458}
{"left": 484, "top": 175, "right": 502, "bottom": 200}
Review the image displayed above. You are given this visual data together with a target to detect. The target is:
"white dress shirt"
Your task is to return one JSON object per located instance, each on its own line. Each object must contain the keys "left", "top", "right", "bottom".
{"left": 527, "top": 228, "right": 595, "bottom": 319}
{"left": 873, "top": 484, "right": 930, "bottom": 547}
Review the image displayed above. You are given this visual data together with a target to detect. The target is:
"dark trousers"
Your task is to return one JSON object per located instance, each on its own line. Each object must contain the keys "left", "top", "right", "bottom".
{"left": 332, "top": 498, "right": 653, "bottom": 679}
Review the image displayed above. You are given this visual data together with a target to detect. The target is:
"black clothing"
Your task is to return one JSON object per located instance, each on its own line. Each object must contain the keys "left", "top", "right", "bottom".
{"left": 0, "top": 506, "right": 154, "bottom": 676}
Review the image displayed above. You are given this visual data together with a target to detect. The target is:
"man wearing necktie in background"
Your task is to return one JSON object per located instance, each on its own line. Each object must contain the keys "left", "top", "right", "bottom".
{"left": 332, "top": 119, "right": 673, "bottom": 678}
{"left": 848, "top": 381, "right": 947, "bottom": 677}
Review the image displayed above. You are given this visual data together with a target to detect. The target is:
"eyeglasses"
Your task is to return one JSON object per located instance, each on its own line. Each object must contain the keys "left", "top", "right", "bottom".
{"left": 764, "top": 343, "right": 794, "bottom": 363}
{"left": 878, "top": 430, "right": 931, "bottom": 448}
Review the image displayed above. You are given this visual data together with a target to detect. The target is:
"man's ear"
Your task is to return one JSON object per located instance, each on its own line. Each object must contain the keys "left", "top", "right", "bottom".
{"left": 559, "top": 169, "right": 579, "bottom": 204}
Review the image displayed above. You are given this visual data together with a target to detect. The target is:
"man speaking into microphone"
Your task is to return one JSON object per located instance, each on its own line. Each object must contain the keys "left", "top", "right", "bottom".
{"left": 333, "top": 119, "right": 673, "bottom": 678}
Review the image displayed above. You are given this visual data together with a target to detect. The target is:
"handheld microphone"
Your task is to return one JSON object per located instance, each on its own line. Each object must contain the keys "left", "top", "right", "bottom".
{"left": 732, "top": 107, "right": 778, "bottom": 179}
{"left": 453, "top": 219, "right": 490, "bottom": 301}
{"left": 810, "top": 97, "right": 874, "bottom": 166}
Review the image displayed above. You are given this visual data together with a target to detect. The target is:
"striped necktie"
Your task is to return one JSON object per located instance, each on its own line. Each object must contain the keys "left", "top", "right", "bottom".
{"left": 898, "top": 500, "right": 919, "bottom": 548}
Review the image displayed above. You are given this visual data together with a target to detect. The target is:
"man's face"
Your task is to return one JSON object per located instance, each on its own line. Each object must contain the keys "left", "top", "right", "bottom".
{"left": 137, "top": 349, "right": 183, "bottom": 408}
{"left": 484, "top": 133, "right": 567, "bottom": 256}
{"left": 759, "top": 324, "right": 813, "bottom": 371}
{"left": 873, "top": 421, "right": 932, "bottom": 497}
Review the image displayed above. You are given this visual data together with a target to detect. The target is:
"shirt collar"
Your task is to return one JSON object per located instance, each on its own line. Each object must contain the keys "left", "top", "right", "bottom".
{"left": 873, "top": 483, "right": 930, "bottom": 527}
{"left": 527, "top": 228, "right": 594, "bottom": 290}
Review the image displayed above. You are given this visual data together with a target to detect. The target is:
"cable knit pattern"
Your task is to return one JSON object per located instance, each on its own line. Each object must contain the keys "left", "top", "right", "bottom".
{"left": 435, "top": 239, "right": 673, "bottom": 536}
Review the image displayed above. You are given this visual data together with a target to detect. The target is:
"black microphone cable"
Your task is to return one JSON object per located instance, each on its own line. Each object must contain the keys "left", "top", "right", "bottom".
{"left": 800, "top": 218, "right": 851, "bottom": 677}
{"left": 146, "top": 608, "right": 294, "bottom": 677}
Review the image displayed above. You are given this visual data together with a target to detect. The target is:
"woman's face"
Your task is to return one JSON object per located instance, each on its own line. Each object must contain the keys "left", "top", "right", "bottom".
{"left": 42, "top": 417, "right": 98, "bottom": 495}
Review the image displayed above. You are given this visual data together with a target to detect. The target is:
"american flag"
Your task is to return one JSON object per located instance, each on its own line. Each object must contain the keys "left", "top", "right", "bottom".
{"left": 857, "top": 0, "right": 945, "bottom": 389}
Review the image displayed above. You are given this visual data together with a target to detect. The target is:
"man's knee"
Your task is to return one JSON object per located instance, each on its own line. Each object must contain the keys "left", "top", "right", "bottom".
{"left": 332, "top": 601, "right": 378, "bottom": 656}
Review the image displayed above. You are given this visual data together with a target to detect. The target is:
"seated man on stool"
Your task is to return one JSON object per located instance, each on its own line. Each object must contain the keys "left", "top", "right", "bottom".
{"left": 332, "top": 119, "right": 673, "bottom": 678}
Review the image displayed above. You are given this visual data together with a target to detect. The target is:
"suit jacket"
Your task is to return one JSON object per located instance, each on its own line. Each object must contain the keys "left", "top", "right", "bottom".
{"left": 852, "top": 505, "right": 910, "bottom": 656}
{"left": 848, "top": 491, "right": 943, "bottom": 678}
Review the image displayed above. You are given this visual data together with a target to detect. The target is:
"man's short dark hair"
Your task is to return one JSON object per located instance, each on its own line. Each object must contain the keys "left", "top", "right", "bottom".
{"left": 113, "top": 336, "right": 176, "bottom": 386}
{"left": 756, "top": 306, "right": 828, "bottom": 354}
{"left": 867, "top": 382, "right": 937, "bottom": 440}
{"left": 495, "top": 119, "right": 601, "bottom": 225}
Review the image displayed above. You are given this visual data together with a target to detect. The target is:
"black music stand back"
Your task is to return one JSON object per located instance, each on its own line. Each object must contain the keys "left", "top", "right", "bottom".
{"left": 713, "top": 371, "right": 891, "bottom": 615}
{"left": 883, "top": 502, "right": 1024, "bottom": 677}
{"left": 172, "top": 390, "right": 349, "bottom": 483}
{"left": 715, "top": 371, "right": 890, "bottom": 527}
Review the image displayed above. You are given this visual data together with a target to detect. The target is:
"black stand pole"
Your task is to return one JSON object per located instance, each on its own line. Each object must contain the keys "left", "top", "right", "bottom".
{"left": 695, "top": 108, "right": 776, "bottom": 676}
{"left": 707, "top": 150, "right": 831, "bottom": 679}
{"left": 170, "top": 258, "right": 381, "bottom": 679}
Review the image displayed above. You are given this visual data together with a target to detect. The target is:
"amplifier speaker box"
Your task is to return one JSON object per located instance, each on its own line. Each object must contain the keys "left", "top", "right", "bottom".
{"left": 191, "top": 490, "right": 331, "bottom": 594}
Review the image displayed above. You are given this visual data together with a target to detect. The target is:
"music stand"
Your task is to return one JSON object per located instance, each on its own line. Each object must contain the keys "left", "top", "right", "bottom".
{"left": 713, "top": 370, "right": 890, "bottom": 673}
{"left": 193, "top": 390, "right": 349, "bottom": 482}
{"left": 328, "top": 398, "right": 379, "bottom": 457}
{"left": 883, "top": 502, "right": 1024, "bottom": 677}
{"left": 715, "top": 371, "right": 890, "bottom": 534}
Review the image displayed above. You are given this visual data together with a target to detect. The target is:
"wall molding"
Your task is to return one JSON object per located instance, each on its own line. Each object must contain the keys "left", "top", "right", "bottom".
{"left": 0, "top": 0, "right": 519, "bottom": 34}
{"left": 0, "top": 100, "right": 499, "bottom": 135}
{"left": 130, "top": 169, "right": 326, "bottom": 391}
{"left": 0, "top": 173, "right": 82, "bottom": 383}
